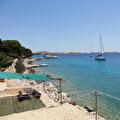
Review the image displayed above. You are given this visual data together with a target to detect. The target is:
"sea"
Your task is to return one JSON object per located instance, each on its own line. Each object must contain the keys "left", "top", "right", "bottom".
{"left": 33, "top": 53, "right": 120, "bottom": 120}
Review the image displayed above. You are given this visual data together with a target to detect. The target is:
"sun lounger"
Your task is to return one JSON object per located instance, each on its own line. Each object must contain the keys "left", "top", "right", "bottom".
{"left": 32, "top": 89, "right": 41, "bottom": 99}
{"left": 17, "top": 90, "right": 31, "bottom": 102}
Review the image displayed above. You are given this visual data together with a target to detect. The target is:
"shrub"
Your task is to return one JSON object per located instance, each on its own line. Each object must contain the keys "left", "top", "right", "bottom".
{"left": 15, "top": 60, "right": 26, "bottom": 73}
{"left": 0, "top": 52, "right": 13, "bottom": 68}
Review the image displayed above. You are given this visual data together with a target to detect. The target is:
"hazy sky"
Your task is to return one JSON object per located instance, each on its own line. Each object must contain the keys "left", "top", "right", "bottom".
{"left": 0, "top": 0, "right": 120, "bottom": 52}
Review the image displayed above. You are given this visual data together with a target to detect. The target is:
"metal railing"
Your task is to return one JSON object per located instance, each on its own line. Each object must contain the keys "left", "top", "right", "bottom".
{"left": 0, "top": 87, "right": 120, "bottom": 120}
{"left": 67, "top": 90, "right": 120, "bottom": 120}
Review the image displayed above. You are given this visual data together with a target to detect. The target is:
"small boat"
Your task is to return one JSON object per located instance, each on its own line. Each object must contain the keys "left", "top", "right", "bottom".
{"left": 90, "top": 54, "right": 93, "bottom": 57}
{"left": 95, "top": 34, "right": 106, "bottom": 61}
{"left": 39, "top": 64, "right": 48, "bottom": 67}
{"left": 52, "top": 55, "right": 58, "bottom": 58}
{"left": 43, "top": 54, "right": 58, "bottom": 59}
{"left": 95, "top": 54, "right": 105, "bottom": 61}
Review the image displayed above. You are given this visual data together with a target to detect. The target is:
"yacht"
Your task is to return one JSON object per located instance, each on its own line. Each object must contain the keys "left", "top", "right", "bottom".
{"left": 95, "top": 34, "right": 106, "bottom": 61}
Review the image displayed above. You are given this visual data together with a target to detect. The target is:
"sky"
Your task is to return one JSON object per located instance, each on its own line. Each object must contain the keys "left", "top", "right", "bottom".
{"left": 0, "top": 0, "right": 120, "bottom": 52}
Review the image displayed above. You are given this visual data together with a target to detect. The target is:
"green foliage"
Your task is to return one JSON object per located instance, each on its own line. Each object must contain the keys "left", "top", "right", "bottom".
{"left": 0, "top": 39, "right": 32, "bottom": 68}
{"left": 21, "top": 46, "right": 32, "bottom": 58}
{"left": 1, "top": 40, "right": 22, "bottom": 58}
{"left": 1, "top": 40, "right": 32, "bottom": 58}
{"left": 15, "top": 59, "right": 25, "bottom": 73}
{"left": 0, "top": 39, "right": 2, "bottom": 52}
{"left": 0, "top": 52, "right": 13, "bottom": 68}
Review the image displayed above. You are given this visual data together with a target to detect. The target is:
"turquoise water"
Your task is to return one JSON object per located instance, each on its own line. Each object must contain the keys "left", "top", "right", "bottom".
{"left": 0, "top": 72, "right": 48, "bottom": 80}
{"left": 33, "top": 53, "right": 120, "bottom": 120}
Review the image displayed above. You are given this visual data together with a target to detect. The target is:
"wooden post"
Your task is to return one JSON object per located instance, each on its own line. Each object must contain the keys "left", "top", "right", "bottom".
{"left": 95, "top": 91, "right": 98, "bottom": 120}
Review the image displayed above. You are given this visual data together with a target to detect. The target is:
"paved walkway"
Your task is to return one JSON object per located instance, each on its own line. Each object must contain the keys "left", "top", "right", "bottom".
{"left": 0, "top": 103, "right": 105, "bottom": 120}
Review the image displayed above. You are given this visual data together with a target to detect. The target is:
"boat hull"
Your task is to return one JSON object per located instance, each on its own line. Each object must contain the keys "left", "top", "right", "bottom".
{"left": 95, "top": 56, "right": 106, "bottom": 61}
{"left": 39, "top": 64, "right": 48, "bottom": 67}
{"left": 43, "top": 55, "right": 58, "bottom": 59}
{"left": 90, "top": 55, "right": 93, "bottom": 57}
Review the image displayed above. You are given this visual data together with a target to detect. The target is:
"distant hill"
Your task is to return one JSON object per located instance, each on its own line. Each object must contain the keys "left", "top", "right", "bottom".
{"left": 33, "top": 51, "right": 81, "bottom": 55}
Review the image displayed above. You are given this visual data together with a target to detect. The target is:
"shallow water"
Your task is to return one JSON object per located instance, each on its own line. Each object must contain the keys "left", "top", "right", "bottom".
{"left": 33, "top": 53, "right": 120, "bottom": 120}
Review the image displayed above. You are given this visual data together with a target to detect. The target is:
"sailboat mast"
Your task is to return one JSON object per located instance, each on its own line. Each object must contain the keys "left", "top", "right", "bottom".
{"left": 100, "top": 34, "right": 102, "bottom": 53}
{"left": 95, "top": 34, "right": 106, "bottom": 61}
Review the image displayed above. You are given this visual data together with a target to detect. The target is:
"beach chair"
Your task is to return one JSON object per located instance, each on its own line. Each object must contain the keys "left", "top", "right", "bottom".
{"left": 17, "top": 90, "right": 31, "bottom": 102}
{"left": 32, "top": 89, "right": 41, "bottom": 99}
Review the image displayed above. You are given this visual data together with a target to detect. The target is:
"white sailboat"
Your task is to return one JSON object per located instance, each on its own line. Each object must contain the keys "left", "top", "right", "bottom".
{"left": 95, "top": 34, "right": 106, "bottom": 61}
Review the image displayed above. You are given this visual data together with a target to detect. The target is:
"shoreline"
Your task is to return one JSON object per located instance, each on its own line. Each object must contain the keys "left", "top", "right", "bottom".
{"left": 31, "top": 58, "right": 105, "bottom": 120}
{"left": 0, "top": 58, "right": 105, "bottom": 120}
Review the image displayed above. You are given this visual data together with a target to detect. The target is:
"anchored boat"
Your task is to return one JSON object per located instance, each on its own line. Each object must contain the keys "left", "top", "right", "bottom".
{"left": 43, "top": 54, "right": 58, "bottom": 59}
{"left": 95, "top": 34, "right": 106, "bottom": 61}
{"left": 39, "top": 64, "right": 48, "bottom": 67}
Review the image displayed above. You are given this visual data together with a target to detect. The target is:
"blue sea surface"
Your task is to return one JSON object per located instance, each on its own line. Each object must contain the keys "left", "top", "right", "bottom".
{"left": 33, "top": 53, "right": 120, "bottom": 120}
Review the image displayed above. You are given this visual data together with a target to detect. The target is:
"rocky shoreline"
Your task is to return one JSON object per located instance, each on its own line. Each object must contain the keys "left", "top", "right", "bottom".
{"left": 0, "top": 58, "right": 105, "bottom": 120}
{"left": 30, "top": 58, "right": 105, "bottom": 120}
{"left": 29, "top": 61, "right": 76, "bottom": 105}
